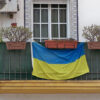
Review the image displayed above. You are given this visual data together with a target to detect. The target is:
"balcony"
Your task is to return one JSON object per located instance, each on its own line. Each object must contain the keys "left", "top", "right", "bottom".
{"left": 0, "top": 43, "right": 100, "bottom": 93}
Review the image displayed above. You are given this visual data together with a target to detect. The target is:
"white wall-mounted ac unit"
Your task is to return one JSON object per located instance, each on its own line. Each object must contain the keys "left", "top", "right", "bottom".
{"left": 0, "top": 0, "right": 17, "bottom": 13}
{"left": 0, "top": 0, "right": 6, "bottom": 9}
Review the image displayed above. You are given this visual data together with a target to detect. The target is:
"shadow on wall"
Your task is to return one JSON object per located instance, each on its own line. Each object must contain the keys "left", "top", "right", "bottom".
{"left": 0, "top": 14, "right": 13, "bottom": 27}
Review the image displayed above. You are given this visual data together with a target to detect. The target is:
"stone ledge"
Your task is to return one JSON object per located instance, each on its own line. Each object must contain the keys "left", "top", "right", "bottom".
{"left": 0, "top": 80, "right": 100, "bottom": 94}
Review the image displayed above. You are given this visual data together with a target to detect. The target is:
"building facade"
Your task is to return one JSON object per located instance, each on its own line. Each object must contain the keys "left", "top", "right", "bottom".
{"left": 0, "top": 0, "right": 100, "bottom": 99}
{"left": 0, "top": 0, "right": 100, "bottom": 41}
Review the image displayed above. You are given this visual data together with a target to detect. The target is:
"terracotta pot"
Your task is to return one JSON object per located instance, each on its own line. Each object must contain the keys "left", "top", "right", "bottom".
{"left": 88, "top": 42, "right": 100, "bottom": 49}
{"left": 45, "top": 40, "right": 77, "bottom": 49}
{"left": 45, "top": 40, "right": 57, "bottom": 49}
{"left": 6, "top": 42, "right": 26, "bottom": 50}
{"left": 64, "top": 41, "right": 77, "bottom": 49}
{"left": 11, "top": 23, "right": 17, "bottom": 27}
{"left": 58, "top": 40, "right": 65, "bottom": 49}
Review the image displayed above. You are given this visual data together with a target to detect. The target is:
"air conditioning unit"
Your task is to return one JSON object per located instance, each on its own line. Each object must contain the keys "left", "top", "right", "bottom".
{"left": 0, "top": 0, "right": 6, "bottom": 9}
{"left": 0, "top": 0, "right": 17, "bottom": 13}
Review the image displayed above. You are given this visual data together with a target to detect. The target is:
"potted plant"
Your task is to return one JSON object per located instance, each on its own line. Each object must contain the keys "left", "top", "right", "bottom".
{"left": 82, "top": 25, "right": 100, "bottom": 49}
{"left": 1, "top": 27, "right": 32, "bottom": 50}
{"left": 45, "top": 38, "right": 77, "bottom": 49}
{"left": 11, "top": 23, "right": 17, "bottom": 28}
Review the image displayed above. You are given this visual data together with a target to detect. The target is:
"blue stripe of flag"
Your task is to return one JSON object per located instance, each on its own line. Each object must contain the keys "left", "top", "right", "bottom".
{"left": 32, "top": 42, "right": 85, "bottom": 64}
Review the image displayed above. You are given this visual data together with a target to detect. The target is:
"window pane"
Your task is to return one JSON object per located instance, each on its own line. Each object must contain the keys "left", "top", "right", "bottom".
{"left": 51, "top": 4, "right": 58, "bottom": 8}
{"left": 52, "top": 24, "right": 58, "bottom": 38}
{"left": 41, "top": 24, "right": 48, "bottom": 38}
{"left": 41, "top": 4, "right": 48, "bottom": 8}
{"left": 60, "top": 24, "right": 66, "bottom": 37}
{"left": 33, "top": 4, "right": 40, "bottom": 8}
{"left": 51, "top": 9, "right": 58, "bottom": 23}
{"left": 41, "top": 9, "right": 48, "bottom": 23}
{"left": 59, "top": 4, "right": 67, "bottom": 8}
{"left": 60, "top": 9, "right": 66, "bottom": 23}
{"left": 33, "top": 9, "right": 40, "bottom": 23}
{"left": 33, "top": 24, "right": 40, "bottom": 37}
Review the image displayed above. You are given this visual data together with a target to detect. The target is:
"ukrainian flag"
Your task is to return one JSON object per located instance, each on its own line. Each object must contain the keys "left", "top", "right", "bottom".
{"left": 32, "top": 42, "right": 89, "bottom": 80}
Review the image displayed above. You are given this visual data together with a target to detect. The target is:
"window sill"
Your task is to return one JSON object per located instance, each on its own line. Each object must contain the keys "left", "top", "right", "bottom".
{"left": 0, "top": 80, "right": 100, "bottom": 94}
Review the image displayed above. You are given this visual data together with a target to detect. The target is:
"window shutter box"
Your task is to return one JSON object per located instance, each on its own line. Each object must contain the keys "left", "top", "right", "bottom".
{"left": 88, "top": 42, "right": 100, "bottom": 49}
{"left": 45, "top": 40, "right": 77, "bottom": 49}
{"left": 6, "top": 42, "right": 26, "bottom": 50}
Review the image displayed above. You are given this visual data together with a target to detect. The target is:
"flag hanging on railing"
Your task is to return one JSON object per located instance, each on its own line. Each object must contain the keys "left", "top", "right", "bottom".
{"left": 32, "top": 42, "right": 89, "bottom": 80}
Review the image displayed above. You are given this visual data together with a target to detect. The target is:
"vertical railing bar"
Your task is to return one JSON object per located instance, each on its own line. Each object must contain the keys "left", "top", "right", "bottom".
{"left": 85, "top": 45, "right": 88, "bottom": 80}
{"left": 15, "top": 51, "right": 16, "bottom": 80}
{"left": 96, "top": 53, "right": 98, "bottom": 80}
{"left": 3, "top": 44, "right": 5, "bottom": 80}
{"left": 19, "top": 51, "right": 21, "bottom": 80}
{"left": 97, "top": 52, "right": 99, "bottom": 80}
{"left": 91, "top": 50, "right": 93, "bottom": 80}
{"left": 31, "top": 70, "right": 32, "bottom": 80}
{"left": 25, "top": 46, "right": 27, "bottom": 80}
{"left": 9, "top": 51, "right": 11, "bottom": 80}
{"left": 14, "top": 51, "right": 16, "bottom": 80}
{"left": 26, "top": 72, "right": 27, "bottom": 80}
{"left": 98, "top": 53, "right": 100, "bottom": 80}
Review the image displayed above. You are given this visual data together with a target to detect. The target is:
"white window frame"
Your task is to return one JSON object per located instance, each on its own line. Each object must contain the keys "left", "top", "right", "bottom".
{"left": 31, "top": 0, "right": 70, "bottom": 42}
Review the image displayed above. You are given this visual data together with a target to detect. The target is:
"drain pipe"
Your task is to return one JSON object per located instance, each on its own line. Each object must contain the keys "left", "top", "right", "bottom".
{"left": 77, "top": 0, "right": 79, "bottom": 42}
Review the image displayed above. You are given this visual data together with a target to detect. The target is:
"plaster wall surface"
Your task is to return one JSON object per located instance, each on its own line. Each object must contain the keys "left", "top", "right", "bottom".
{"left": 79, "top": 0, "right": 100, "bottom": 41}
{"left": 0, "top": 0, "right": 24, "bottom": 27}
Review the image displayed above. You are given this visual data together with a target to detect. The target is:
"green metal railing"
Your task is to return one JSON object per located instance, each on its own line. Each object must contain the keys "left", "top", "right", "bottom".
{"left": 0, "top": 43, "right": 32, "bottom": 80}
{"left": 0, "top": 43, "right": 100, "bottom": 80}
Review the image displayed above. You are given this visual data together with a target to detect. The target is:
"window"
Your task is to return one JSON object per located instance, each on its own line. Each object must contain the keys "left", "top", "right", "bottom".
{"left": 33, "top": 4, "right": 67, "bottom": 42}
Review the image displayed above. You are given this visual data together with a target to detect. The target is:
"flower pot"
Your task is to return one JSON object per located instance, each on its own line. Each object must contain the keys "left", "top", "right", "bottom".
{"left": 88, "top": 42, "right": 100, "bottom": 49}
{"left": 58, "top": 40, "right": 65, "bottom": 49}
{"left": 45, "top": 40, "right": 77, "bottom": 49}
{"left": 64, "top": 41, "right": 77, "bottom": 49}
{"left": 6, "top": 42, "right": 26, "bottom": 50}
{"left": 45, "top": 40, "right": 57, "bottom": 49}
{"left": 11, "top": 23, "right": 17, "bottom": 28}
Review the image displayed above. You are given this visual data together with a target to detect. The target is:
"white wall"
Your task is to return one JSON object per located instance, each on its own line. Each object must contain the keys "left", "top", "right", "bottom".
{"left": 0, "top": 0, "right": 24, "bottom": 27}
{"left": 0, "top": 94, "right": 100, "bottom": 100}
{"left": 79, "top": 0, "right": 100, "bottom": 42}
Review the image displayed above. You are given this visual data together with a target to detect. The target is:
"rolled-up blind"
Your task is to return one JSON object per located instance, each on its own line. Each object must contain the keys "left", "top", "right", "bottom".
{"left": 32, "top": 0, "right": 66, "bottom": 4}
